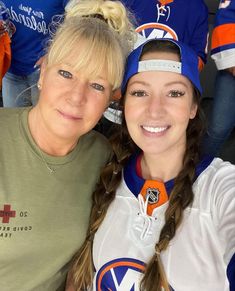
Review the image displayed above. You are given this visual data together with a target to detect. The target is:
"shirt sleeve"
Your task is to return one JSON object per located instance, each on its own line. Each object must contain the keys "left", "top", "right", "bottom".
{"left": 211, "top": 0, "right": 235, "bottom": 70}
{"left": 212, "top": 161, "right": 235, "bottom": 290}
{"left": 187, "top": 0, "right": 209, "bottom": 66}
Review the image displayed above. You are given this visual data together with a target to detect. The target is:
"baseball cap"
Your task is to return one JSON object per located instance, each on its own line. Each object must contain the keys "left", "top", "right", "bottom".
{"left": 121, "top": 38, "right": 202, "bottom": 95}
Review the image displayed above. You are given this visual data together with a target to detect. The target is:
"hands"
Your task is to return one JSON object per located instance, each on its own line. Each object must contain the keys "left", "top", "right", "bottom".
{"left": 227, "top": 67, "right": 235, "bottom": 77}
{"left": 34, "top": 56, "right": 44, "bottom": 69}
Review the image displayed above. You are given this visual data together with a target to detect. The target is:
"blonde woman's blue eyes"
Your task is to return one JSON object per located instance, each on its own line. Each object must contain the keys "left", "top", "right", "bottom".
{"left": 58, "top": 70, "right": 72, "bottom": 79}
{"left": 91, "top": 83, "right": 105, "bottom": 91}
{"left": 168, "top": 90, "right": 185, "bottom": 97}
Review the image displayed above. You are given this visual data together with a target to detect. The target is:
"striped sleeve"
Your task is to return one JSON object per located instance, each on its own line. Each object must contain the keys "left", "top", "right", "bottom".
{"left": 211, "top": 0, "right": 235, "bottom": 70}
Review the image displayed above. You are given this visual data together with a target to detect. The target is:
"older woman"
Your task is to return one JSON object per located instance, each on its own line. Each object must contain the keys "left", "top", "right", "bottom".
{"left": 0, "top": 0, "right": 135, "bottom": 290}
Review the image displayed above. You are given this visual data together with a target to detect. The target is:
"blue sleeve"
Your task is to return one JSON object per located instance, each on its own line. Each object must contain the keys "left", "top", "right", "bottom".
{"left": 187, "top": 0, "right": 209, "bottom": 64}
{"left": 227, "top": 253, "right": 235, "bottom": 291}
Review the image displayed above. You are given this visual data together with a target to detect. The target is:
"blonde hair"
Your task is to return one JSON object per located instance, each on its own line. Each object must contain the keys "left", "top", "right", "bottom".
{"left": 46, "top": 0, "right": 136, "bottom": 91}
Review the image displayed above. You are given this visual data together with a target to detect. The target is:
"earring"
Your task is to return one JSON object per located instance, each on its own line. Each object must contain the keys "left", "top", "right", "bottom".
{"left": 37, "top": 83, "right": 41, "bottom": 90}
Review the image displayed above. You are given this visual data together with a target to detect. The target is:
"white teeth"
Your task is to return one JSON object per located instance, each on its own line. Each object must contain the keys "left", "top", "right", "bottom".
{"left": 142, "top": 126, "right": 167, "bottom": 133}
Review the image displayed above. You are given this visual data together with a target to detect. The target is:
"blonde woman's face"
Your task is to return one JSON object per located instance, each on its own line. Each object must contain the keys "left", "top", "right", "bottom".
{"left": 36, "top": 61, "right": 112, "bottom": 142}
{"left": 124, "top": 51, "right": 197, "bottom": 159}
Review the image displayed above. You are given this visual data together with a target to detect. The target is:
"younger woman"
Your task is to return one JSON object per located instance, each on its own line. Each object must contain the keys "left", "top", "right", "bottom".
{"left": 69, "top": 39, "right": 235, "bottom": 291}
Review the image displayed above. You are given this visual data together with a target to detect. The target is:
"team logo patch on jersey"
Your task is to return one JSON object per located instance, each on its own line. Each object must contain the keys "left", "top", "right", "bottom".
{"left": 95, "top": 257, "right": 175, "bottom": 290}
{"left": 140, "top": 180, "right": 168, "bottom": 215}
{"left": 146, "top": 187, "right": 160, "bottom": 204}
{"left": 136, "top": 23, "right": 178, "bottom": 40}
{"left": 96, "top": 258, "right": 145, "bottom": 291}
{"left": 135, "top": 23, "right": 178, "bottom": 48}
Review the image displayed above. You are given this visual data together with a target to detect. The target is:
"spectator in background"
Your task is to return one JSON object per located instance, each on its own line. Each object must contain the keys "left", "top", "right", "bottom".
{"left": 100, "top": 0, "right": 209, "bottom": 136}
{"left": 202, "top": 0, "right": 235, "bottom": 157}
{"left": 121, "top": 0, "right": 208, "bottom": 68}
{"left": 1, "top": 0, "right": 69, "bottom": 107}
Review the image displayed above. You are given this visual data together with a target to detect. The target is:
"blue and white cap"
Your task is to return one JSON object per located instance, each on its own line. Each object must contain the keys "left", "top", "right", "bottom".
{"left": 121, "top": 38, "right": 202, "bottom": 95}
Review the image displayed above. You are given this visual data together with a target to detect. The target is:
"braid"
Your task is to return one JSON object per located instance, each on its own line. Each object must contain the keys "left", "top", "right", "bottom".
{"left": 141, "top": 92, "right": 205, "bottom": 291}
{"left": 70, "top": 122, "right": 136, "bottom": 290}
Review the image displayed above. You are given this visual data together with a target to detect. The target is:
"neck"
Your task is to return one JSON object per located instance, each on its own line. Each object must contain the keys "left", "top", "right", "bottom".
{"left": 141, "top": 146, "right": 185, "bottom": 182}
{"left": 28, "top": 107, "right": 78, "bottom": 156}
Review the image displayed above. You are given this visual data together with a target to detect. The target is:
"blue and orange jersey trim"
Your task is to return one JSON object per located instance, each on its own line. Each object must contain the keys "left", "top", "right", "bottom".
{"left": 211, "top": 0, "right": 235, "bottom": 55}
{"left": 211, "top": 23, "right": 235, "bottom": 53}
{"left": 124, "top": 154, "right": 214, "bottom": 215}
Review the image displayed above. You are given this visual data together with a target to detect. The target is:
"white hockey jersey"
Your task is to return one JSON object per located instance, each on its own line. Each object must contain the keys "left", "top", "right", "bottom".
{"left": 93, "top": 156, "right": 235, "bottom": 290}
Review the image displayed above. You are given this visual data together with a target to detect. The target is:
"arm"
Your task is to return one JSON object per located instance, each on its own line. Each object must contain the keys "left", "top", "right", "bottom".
{"left": 187, "top": 0, "right": 209, "bottom": 70}
{"left": 211, "top": 0, "right": 235, "bottom": 71}
{"left": 227, "top": 66, "right": 235, "bottom": 76}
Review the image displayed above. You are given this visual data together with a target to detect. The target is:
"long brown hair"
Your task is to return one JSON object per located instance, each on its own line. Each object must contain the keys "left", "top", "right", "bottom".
{"left": 70, "top": 40, "right": 205, "bottom": 291}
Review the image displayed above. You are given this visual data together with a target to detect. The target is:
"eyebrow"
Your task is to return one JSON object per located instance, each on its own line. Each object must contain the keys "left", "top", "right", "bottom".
{"left": 128, "top": 80, "right": 151, "bottom": 87}
{"left": 163, "top": 80, "right": 189, "bottom": 88}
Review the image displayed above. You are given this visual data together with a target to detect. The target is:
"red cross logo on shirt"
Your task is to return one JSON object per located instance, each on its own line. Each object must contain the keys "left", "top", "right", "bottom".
{"left": 0, "top": 204, "right": 16, "bottom": 223}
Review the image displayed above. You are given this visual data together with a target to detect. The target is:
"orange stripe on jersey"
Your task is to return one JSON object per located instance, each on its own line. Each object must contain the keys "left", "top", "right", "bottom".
{"left": 211, "top": 23, "right": 235, "bottom": 50}
{"left": 140, "top": 180, "right": 168, "bottom": 216}
{"left": 159, "top": 0, "right": 174, "bottom": 5}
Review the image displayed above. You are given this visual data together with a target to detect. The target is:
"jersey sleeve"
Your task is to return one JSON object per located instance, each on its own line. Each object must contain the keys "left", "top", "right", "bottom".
{"left": 211, "top": 162, "right": 235, "bottom": 290}
{"left": 211, "top": 0, "right": 235, "bottom": 70}
{"left": 187, "top": 0, "right": 209, "bottom": 67}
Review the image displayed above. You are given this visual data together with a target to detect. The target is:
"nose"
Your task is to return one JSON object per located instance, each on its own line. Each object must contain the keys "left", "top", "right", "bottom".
{"left": 147, "top": 94, "right": 166, "bottom": 118}
{"left": 67, "top": 81, "right": 87, "bottom": 106}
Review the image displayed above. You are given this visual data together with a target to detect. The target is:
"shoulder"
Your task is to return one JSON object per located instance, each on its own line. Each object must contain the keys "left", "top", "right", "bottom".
{"left": 0, "top": 107, "right": 25, "bottom": 126}
{"left": 196, "top": 158, "right": 235, "bottom": 186}
{"left": 205, "top": 157, "right": 235, "bottom": 177}
{"left": 194, "top": 158, "right": 235, "bottom": 208}
{"left": 79, "top": 130, "right": 112, "bottom": 159}
{"left": 81, "top": 130, "right": 110, "bottom": 148}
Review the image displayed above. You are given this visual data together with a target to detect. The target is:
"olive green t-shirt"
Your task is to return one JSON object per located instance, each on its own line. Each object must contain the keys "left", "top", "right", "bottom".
{"left": 0, "top": 108, "right": 111, "bottom": 291}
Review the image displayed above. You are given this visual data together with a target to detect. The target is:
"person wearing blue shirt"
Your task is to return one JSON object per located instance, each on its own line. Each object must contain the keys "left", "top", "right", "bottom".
{"left": 121, "top": 0, "right": 208, "bottom": 68}
{"left": 1, "top": 0, "right": 69, "bottom": 107}
{"left": 202, "top": 0, "right": 235, "bottom": 157}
